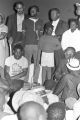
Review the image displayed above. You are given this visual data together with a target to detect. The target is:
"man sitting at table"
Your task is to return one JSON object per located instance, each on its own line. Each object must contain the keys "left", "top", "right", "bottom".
{"left": 4, "top": 44, "right": 28, "bottom": 90}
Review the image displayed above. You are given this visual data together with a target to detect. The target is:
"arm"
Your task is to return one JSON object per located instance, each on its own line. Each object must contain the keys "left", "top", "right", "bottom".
{"left": 11, "top": 68, "right": 28, "bottom": 80}
{"left": 53, "top": 76, "right": 66, "bottom": 95}
{"left": 4, "top": 65, "right": 12, "bottom": 86}
{"left": 37, "top": 40, "right": 42, "bottom": 66}
{"left": 6, "top": 16, "right": 13, "bottom": 39}
{"left": 0, "top": 32, "right": 7, "bottom": 40}
{"left": 37, "top": 48, "right": 42, "bottom": 66}
{"left": 54, "top": 36, "right": 61, "bottom": 50}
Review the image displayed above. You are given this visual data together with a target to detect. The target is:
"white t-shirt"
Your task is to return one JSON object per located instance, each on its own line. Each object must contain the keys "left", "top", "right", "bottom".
{"left": 5, "top": 56, "right": 28, "bottom": 77}
{"left": 61, "top": 29, "right": 80, "bottom": 52}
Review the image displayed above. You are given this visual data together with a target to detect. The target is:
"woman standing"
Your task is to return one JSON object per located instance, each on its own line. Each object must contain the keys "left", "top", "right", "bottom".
{"left": 0, "top": 13, "right": 9, "bottom": 68}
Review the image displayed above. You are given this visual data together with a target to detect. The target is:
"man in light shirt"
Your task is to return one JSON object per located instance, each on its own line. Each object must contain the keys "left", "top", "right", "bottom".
{"left": 61, "top": 18, "right": 80, "bottom": 52}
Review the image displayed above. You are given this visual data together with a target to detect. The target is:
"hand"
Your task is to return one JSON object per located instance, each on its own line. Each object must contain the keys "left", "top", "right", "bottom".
{"left": 8, "top": 37, "right": 13, "bottom": 45}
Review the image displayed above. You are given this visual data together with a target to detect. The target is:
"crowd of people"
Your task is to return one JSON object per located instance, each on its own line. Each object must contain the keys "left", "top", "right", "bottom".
{"left": 0, "top": 1, "right": 80, "bottom": 120}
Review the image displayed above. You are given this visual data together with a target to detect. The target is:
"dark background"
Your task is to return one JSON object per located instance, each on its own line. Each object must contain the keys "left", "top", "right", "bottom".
{"left": 1, "top": 0, "right": 80, "bottom": 22}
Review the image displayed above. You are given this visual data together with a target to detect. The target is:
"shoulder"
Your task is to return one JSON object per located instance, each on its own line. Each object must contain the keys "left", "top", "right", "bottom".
{"left": 21, "top": 56, "right": 28, "bottom": 64}
{"left": 5, "top": 56, "right": 14, "bottom": 62}
{"left": 21, "top": 56, "right": 28, "bottom": 62}
{"left": 37, "top": 18, "right": 44, "bottom": 23}
{"left": 7, "top": 13, "right": 16, "bottom": 19}
{"left": 62, "top": 29, "right": 70, "bottom": 35}
{"left": 59, "top": 19, "right": 67, "bottom": 25}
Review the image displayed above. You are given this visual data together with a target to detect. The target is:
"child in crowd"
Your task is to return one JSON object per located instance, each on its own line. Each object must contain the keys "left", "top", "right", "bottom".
{"left": 37, "top": 22, "right": 61, "bottom": 84}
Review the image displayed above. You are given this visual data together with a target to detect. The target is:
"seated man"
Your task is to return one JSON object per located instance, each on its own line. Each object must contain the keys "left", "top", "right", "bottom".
{"left": 54, "top": 47, "right": 76, "bottom": 82}
{"left": 47, "top": 102, "right": 66, "bottom": 120}
{"left": 53, "top": 51, "right": 80, "bottom": 103}
{"left": 17, "top": 101, "right": 47, "bottom": 120}
{"left": 4, "top": 44, "right": 28, "bottom": 91}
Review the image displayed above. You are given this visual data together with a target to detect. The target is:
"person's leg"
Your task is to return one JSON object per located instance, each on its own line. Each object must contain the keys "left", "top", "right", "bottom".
{"left": 54, "top": 49, "right": 65, "bottom": 70}
{"left": 24, "top": 45, "right": 32, "bottom": 65}
{"left": 47, "top": 67, "right": 51, "bottom": 80}
{"left": 42, "top": 66, "right": 47, "bottom": 85}
{"left": 33, "top": 45, "right": 38, "bottom": 76}
{"left": 33, "top": 45, "right": 38, "bottom": 67}
{"left": 33, "top": 65, "right": 40, "bottom": 83}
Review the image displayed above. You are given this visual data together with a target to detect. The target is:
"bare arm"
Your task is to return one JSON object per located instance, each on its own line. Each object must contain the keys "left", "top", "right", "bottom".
{"left": 11, "top": 68, "right": 28, "bottom": 80}
{"left": 4, "top": 65, "right": 12, "bottom": 86}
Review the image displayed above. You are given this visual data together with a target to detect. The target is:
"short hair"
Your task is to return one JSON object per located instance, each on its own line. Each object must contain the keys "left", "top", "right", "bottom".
{"left": 50, "top": 8, "right": 60, "bottom": 14}
{"left": 48, "top": 8, "right": 60, "bottom": 21}
{"left": 13, "top": 44, "right": 23, "bottom": 52}
{"left": 13, "top": 1, "right": 24, "bottom": 11}
{"left": 28, "top": 5, "right": 39, "bottom": 15}
{"left": 47, "top": 102, "right": 66, "bottom": 120}
{"left": 44, "top": 22, "right": 53, "bottom": 32}
{"left": 68, "top": 18, "right": 78, "bottom": 27}
{"left": 64, "top": 47, "right": 76, "bottom": 53}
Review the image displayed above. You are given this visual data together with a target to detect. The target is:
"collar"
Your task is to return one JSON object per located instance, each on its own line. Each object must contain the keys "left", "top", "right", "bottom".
{"left": 29, "top": 18, "right": 39, "bottom": 22}
{"left": 52, "top": 18, "right": 60, "bottom": 25}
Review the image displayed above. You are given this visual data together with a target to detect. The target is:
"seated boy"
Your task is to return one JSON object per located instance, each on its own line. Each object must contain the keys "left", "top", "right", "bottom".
{"left": 4, "top": 44, "right": 28, "bottom": 89}
{"left": 37, "top": 22, "right": 61, "bottom": 84}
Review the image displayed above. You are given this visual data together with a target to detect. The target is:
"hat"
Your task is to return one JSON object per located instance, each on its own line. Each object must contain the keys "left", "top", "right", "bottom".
{"left": 66, "top": 58, "right": 80, "bottom": 71}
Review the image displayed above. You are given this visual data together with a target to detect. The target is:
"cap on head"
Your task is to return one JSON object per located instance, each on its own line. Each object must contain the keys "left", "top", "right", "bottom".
{"left": 66, "top": 58, "right": 80, "bottom": 71}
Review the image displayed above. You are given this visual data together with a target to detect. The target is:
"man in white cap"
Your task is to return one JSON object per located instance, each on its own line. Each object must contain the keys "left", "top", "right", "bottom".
{"left": 53, "top": 47, "right": 80, "bottom": 105}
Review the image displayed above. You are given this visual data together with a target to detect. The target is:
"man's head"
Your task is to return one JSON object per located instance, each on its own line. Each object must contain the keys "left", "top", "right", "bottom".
{"left": 64, "top": 47, "right": 76, "bottom": 60}
{"left": 17, "top": 101, "right": 47, "bottom": 120}
{"left": 28, "top": 5, "right": 39, "bottom": 17}
{"left": 68, "top": 18, "right": 78, "bottom": 32}
{"left": 44, "top": 22, "right": 53, "bottom": 35}
{"left": 14, "top": 1, "right": 24, "bottom": 15}
{"left": 47, "top": 102, "right": 66, "bottom": 120}
{"left": 49, "top": 8, "right": 60, "bottom": 21}
{"left": 13, "top": 44, "right": 24, "bottom": 60}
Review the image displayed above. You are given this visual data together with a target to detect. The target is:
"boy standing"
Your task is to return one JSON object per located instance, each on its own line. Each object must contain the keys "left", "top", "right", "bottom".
{"left": 37, "top": 22, "right": 61, "bottom": 84}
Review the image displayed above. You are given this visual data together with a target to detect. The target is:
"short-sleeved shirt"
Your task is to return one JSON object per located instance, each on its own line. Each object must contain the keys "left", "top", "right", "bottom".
{"left": 5, "top": 55, "right": 28, "bottom": 77}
